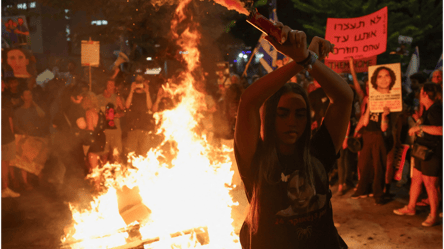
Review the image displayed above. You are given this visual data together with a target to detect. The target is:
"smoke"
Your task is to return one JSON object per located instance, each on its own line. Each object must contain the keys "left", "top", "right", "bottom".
{"left": 212, "top": 0, "right": 252, "bottom": 15}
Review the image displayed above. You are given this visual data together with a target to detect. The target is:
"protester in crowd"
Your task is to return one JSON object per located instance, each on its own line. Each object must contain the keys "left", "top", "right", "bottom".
{"left": 3, "top": 77, "right": 23, "bottom": 109}
{"left": 234, "top": 23, "right": 352, "bottom": 248}
{"left": 370, "top": 66, "right": 396, "bottom": 94}
{"left": 152, "top": 85, "right": 175, "bottom": 113}
{"left": 52, "top": 84, "right": 87, "bottom": 200}
{"left": 214, "top": 82, "right": 243, "bottom": 140}
{"left": 217, "top": 70, "right": 231, "bottom": 90}
{"left": 430, "top": 69, "right": 442, "bottom": 101}
{"left": 231, "top": 74, "right": 241, "bottom": 86}
{"left": 393, "top": 83, "right": 442, "bottom": 227}
{"left": 2, "top": 83, "right": 20, "bottom": 198}
{"left": 12, "top": 90, "right": 49, "bottom": 191}
{"left": 308, "top": 79, "right": 329, "bottom": 132}
{"left": 349, "top": 57, "right": 365, "bottom": 102}
{"left": 82, "top": 93, "right": 106, "bottom": 190}
{"left": 430, "top": 69, "right": 442, "bottom": 86}
{"left": 352, "top": 84, "right": 391, "bottom": 205}
{"left": 194, "top": 78, "right": 217, "bottom": 143}
{"left": 26, "top": 77, "right": 46, "bottom": 110}
{"left": 125, "top": 74, "right": 154, "bottom": 157}
{"left": 404, "top": 72, "right": 428, "bottom": 108}
{"left": 336, "top": 89, "right": 360, "bottom": 196}
{"left": 97, "top": 79, "right": 125, "bottom": 164}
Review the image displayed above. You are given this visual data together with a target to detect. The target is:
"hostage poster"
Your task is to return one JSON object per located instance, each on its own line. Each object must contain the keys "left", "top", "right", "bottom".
{"left": 2, "top": 15, "right": 31, "bottom": 48}
{"left": 368, "top": 63, "right": 402, "bottom": 113}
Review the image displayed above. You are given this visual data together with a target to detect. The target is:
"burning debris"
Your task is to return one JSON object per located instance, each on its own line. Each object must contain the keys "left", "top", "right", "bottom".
{"left": 60, "top": 1, "right": 241, "bottom": 248}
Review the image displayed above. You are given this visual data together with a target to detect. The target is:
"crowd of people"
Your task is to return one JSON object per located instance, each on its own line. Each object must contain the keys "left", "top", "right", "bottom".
{"left": 1, "top": 41, "right": 442, "bottom": 231}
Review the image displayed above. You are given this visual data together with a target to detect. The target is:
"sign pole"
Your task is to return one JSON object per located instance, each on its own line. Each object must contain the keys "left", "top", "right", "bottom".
{"left": 89, "top": 37, "right": 92, "bottom": 91}
{"left": 242, "top": 44, "right": 260, "bottom": 78}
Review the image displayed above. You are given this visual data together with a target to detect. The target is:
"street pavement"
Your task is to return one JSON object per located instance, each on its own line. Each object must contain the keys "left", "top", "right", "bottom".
{"left": 2, "top": 181, "right": 442, "bottom": 249}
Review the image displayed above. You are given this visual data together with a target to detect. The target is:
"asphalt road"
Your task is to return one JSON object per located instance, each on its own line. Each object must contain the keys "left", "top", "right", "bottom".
{"left": 2, "top": 180, "right": 442, "bottom": 249}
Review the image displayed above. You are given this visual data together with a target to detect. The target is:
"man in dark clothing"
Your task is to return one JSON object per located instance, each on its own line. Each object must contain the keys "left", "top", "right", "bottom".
{"left": 52, "top": 85, "right": 87, "bottom": 200}
{"left": 124, "top": 74, "right": 153, "bottom": 157}
{"left": 403, "top": 72, "right": 427, "bottom": 108}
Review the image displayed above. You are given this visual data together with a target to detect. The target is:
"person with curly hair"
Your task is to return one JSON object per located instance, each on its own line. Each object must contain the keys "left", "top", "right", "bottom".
{"left": 370, "top": 66, "right": 396, "bottom": 94}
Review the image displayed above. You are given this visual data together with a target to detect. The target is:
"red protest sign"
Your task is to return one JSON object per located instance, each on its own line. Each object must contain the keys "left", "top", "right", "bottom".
{"left": 325, "top": 56, "right": 377, "bottom": 74}
{"left": 325, "top": 7, "right": 388, "bottom": 60}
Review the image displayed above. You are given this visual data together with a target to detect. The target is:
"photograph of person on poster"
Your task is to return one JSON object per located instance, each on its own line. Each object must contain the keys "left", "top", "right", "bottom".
{"left": 15, "top": 17, "right": 29, "bottom": 44}
{"left": 5, "top": 48, "right": 32, "bottom": 78}
{"left": 370, "top": 66, "right": 397, "bottom": 94}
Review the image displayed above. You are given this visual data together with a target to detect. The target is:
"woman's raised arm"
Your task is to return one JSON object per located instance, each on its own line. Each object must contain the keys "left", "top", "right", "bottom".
{"left": 234, "top": 25, "right": 307, "bottom": 173}
{"left": 307, "top": 37, "right": 354, "bottom": 153}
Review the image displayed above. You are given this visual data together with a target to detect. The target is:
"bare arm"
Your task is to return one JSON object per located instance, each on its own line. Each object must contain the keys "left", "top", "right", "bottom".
{"left": 126, "top": 92, "right": 134, "bottom": 109}
{"left": 409, "top": 125, "right": 443, "bottom": 136}
{"left": 421, "top": 126, "right": 443, "bottom": 136}
{"left": 9, "top": 117, "right": 14, "bottom": 134}
{"left": 143, "top": 82, "right": 153, "bottom": 110}
{"left": 116, "top": 95, "right": 125, "bottom": 111}
{"left": 380, "top": 107, "right": 390, "bottom": 132}
{"left": 308, "top": 37, "right": 354, "bottom": 153}
{"left": 354, "top": 103, "right": 369, "bottom": 136}
{"left": 349, "top": 57, "right": 365, "bottom": 102}
{"left": 126, "top": 82, "right": 138, "bottom": 109}
{"left": 152, "top": 97, "right": 161, "bottom": 113}
{"left": 235, "top": 26, "right": 307, "bottom": 172}
{"left": 85, "top": 110, "right": 95, "bottom": 131}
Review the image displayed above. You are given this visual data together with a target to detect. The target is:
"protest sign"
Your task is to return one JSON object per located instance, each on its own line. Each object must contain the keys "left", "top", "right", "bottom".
{"left": 11, "top": 134, "right": 49, "bottom": 176}
{"left": 368, "top": 63, "right": 402, "bottom": 113}
{"left": 2, "top": 15, "right": 31, "bottom": 48}
{"left": 325, "top": 56, "right": 377, "bottom": 74}
{"left": 325, "top": 7, "right": 387, "bottom": 60}
{"left": 81, "top": 40, "right": 100, "bottom": 67}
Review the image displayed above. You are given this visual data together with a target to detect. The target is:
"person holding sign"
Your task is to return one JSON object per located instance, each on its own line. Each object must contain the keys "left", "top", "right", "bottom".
{"left": 370, "top": 66, "right": 396, "bottom": 94}
{"left": 352, "top": 93, "right": 391, "bottom": 205}
{"left": 234, "top": 22, "right": 352, "bottom": 249}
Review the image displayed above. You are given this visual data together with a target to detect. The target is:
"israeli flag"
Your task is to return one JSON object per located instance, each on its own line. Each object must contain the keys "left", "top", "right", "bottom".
{"left": 435, "top": 54, "right": 442, "bottom": 71}
{"left": 255, "top": 0, "right": 285, "bottom": 73}
{"left": 404, "top": 46, "right": 420, "bottom": 93}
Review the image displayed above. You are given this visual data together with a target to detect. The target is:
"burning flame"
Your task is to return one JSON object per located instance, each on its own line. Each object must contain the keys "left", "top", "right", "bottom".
{"left": 61, "top": 1, "right": 242, "bottom": 249}
{"left": 212, "top": 0, "right": 250, "bottom": 15}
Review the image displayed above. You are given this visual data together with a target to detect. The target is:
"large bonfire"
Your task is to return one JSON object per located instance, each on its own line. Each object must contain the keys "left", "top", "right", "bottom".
{"left": 61, "top": 1, "right": 242, "bottom": 248}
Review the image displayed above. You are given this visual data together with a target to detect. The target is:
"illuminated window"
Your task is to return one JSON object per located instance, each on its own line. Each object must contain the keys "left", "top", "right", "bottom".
{"left": 65, "top": 9, "right": 70, "bottom": 19}
{"left": 91, "top": 20, "right": 108, "bottom": 26}
{"left": 66, "top": 25, "right": 71, "bottom": 41}
{"left": 30, "top": 2, "right": 36, "bottom": 8}
{"left": 17, "top": 3, "right": 27, "bottom": 9}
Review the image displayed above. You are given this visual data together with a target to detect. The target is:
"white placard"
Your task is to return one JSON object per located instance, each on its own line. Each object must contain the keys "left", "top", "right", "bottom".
{"left": 368, "top": 63, "right": 402, "bottom": 113}
{"left": 81, "top": 40, "right": 100, "bottom": 67}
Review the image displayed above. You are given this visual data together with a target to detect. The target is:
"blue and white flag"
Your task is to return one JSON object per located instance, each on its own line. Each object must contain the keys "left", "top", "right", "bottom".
{"left": 435, "top": 54, "right": 442, "bottom": 71}
{"left": 404, "top": 46, "right": 420, "bottom": 93}
{"left": 255, "top": 0, "right": 286, "bottom": 73}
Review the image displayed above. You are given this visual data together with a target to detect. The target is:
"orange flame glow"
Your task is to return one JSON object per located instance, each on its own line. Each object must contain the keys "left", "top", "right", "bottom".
{"left": 61, "top": 1, "right": 242, "bottom": 248}
{"left": 213, "top": 0, "right": 250, "bottom": 15}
